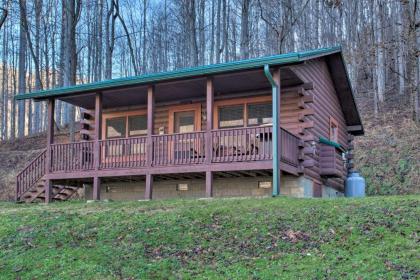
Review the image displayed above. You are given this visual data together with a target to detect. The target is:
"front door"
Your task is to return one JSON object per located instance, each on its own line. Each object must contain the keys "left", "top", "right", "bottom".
{"left": 168, "top": 104, "right": 202, "bottom": 163}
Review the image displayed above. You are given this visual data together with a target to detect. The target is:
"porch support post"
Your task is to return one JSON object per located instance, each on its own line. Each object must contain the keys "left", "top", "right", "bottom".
{"left": 147, "top": 86, "right": 155, "bottom": 167}
{"left": 93, "top": 176, "right": 101, "bottom": 200}
{"left": 94, "top": 93, "right": 102, "bottom": 169}
{"left": 93, "top": 92, "right": 102, "bottom": 200}
{"left": 145, "top": 173, "right": 153, "bottom": 200}
{"left": 145, "top": 86, "right": 154, "bottom": 200}
{"left": 45, "top": 98, "right": 55, "bottom": 203}
{"left": 205, "top": 77, "right": 214, "bottom": 197}
{"left": 264, "top": 65, "right": 281, "bottom": 196}
{"left": 206, "top": 171, "right": 213, "bottom": 197}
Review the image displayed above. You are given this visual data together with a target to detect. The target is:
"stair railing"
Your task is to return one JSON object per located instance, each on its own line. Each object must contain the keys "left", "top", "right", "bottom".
{"left": 16, "top": 149, "right": 47, "bottom": 201}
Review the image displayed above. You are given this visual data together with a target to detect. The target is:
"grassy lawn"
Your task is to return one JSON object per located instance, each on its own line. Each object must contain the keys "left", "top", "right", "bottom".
{"left": 0, "top": 196, "right": 419, "bottom": 279}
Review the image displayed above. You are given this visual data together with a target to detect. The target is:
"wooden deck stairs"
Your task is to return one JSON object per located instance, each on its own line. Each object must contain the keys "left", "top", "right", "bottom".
{"left": 19, "top": 179, "right": 80, "bottom": 203}
{"left": 16, "top": 150, "right": 81, "bottom": 203}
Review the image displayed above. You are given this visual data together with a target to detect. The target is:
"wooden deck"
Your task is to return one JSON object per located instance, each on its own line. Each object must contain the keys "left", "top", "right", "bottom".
{"left": 16, "top": 126, "right": 301, "bottom": 200}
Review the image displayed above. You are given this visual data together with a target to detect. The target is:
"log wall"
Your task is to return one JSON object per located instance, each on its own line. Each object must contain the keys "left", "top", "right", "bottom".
{"left": 292, "top": 58, "right": 350, "bottom": 191}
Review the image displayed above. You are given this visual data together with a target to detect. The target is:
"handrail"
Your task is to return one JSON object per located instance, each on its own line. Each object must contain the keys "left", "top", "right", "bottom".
{"left": 16, "top": 149, "right": 47, "bottom": 200}
{"left": 211, "top": 125, "right": 270, "bottom": 132}
{"left": 319, "top": 137, "right": 346, "bottom": 152}
{"left": 98, "top": 136, "right": 147, "bottom": 142}
{"left": 16, "top": 148, "right": 46, "bottom": 176}
{"left": 151, "top": 131, "right": 205, "bottom": 137}
{"left": 50, "top": 140, "right": 95, "bottom": 146}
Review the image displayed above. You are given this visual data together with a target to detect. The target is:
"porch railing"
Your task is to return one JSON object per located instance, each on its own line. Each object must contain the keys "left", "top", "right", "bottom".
{"left": 152, "top": 131, "right": 206, "bottom": 166}
{"left": 280, "top": 129, "right": 300, "bottom": 167}
{"left": 99, "top": 136, "right": 147, "bottom": 169}
{"left": 212, "top": 126, "right": 273, "bottom": 162}
{"left": 50, "top": 141, "right": 95, "bottom": 172}
{"left": 44, "top": 126, "right": 299, "bottom": 172}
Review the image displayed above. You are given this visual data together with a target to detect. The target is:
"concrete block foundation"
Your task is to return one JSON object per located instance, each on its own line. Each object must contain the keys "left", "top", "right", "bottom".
{"left": 83, "top": 174, "right": 334, "bottom": 201}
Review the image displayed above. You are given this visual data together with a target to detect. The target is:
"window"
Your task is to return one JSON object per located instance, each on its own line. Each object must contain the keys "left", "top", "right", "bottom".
{"left": 258, "top": 181, "right": 272, "bottom": 189}
{"left": 174, "top": 111, "right": 195, "bottom": 133}
{"left": 176, "top": 183, "right": 189, "bottom": 191}
{"left": 329, "top": 117, "right": 339, "bottom": 142}
{"left": 218, "top": 105, "right": 244, "bottom": 128}
{"left": 105, "top": 115, "right": 148, "bottom": 139}
{"left": 106, "top": 117, "right": 126, "bottom": 139}
{"left": 247, "top": 103, "right": 272, "bottom": 126}
{"left": 128, "top": 115, "right": 147, "bottom": 136}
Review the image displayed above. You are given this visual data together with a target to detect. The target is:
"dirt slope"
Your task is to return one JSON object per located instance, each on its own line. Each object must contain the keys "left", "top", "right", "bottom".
{"left": 354, "top": 96, "right": 420, "bottom": 195}
{"left": 0, "top": 133, "right": 71, "bottom": 201}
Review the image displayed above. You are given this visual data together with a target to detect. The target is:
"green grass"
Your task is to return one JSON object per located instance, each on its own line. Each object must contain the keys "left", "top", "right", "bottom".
{"left": 0, "top": 196, "right": 419, "bottom": 279}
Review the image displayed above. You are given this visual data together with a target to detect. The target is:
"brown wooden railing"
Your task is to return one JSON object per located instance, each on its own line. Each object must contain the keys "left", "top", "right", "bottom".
{"left": 99, "top": 136, "right": 147, "bottom": 169}
{"left": 152, "top": 131, "right": 206, "bottom": 166}
{"left": 16, "top": 149, "right": 46, "bottom": 199}
{"left": 212, "top": 126, "right": 273, "bottom": 162}
{"left": 17, "top": 127, "right": 300, "bottom": 191}
{"left": 47, "top": 127, "right": 299, "bottom": 170}
{"left": 280, "top": 129, "right": 300, "bottom": 167}
{"left": 50, "top": 141, "right": 95, "bottom": 172}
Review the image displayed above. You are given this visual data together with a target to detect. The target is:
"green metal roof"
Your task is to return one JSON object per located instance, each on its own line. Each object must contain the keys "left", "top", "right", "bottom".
{"left": 15, "top": 46, "right": 342, "bottom": 100}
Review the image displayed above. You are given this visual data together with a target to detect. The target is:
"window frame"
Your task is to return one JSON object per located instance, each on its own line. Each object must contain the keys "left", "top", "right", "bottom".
{"left": 102, "top": 109, "right": 147, "bottom": 140}
{"left": 127, "top": 114, "right": 148, "bottom": 137}
{"left": 246, "top": 102, "right": 273, "bottom": 127}
{"left": 168, "top": 103, "right": 202, "bottom": 134}
{"left": 217, "top": 104, "right": 245, "bottom": 129}
{"left": 213, "top": 95, "right": 272, "bottom": 129}
{"left": 105, "top": 117, "right": 127, "bottom": 139}
{"left": 329, "top": 116, "right": 339, "bottom": 143}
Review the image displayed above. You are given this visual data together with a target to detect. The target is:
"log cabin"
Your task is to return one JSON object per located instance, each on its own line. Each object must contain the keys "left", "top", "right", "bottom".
{"left": 15, "top": 46, "right": 363, "bottom": 203}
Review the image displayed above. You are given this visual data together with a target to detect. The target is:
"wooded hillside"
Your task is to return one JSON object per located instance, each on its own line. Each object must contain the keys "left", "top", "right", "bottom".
{"left": 0, "top": 0, "right": 419, "bottom": 140}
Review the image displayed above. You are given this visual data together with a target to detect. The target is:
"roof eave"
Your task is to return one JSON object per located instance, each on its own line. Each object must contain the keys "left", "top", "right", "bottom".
{"left": 337, "top": 51, "right": 364, "bottom": 136}
{"left": 15, "top": 54, "right": 304, "bottom": 101}
{"left": 15, "top": 46, "right": 344, "bottom": 101}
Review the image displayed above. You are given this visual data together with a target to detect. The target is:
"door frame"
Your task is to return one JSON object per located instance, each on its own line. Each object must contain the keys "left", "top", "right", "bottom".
{"left": 168, "top": 103, "right": 202, "bottom": 133}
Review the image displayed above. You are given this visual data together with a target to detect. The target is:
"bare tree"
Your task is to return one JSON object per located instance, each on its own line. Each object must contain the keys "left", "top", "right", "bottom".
{"left": 375, "top": 0, "right": 385, "bottom": 103}
{"left": 240, "top": 0, "right": 250, "bottom": 59}
{"left": 17, "top": 0, "right": 27, "bottom": 138}
{"left": 114, "top": 0, "right": 139, "bottom": 75}
{"left": 62, "top": 0, "right": 81, "bottom": 141}
{"left": 105, "top": 0, "right": 117, "bottom": 79}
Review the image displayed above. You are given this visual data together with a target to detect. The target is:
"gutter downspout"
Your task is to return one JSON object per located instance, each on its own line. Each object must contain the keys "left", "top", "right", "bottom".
{"left": 264, "top": 64, "right": 280, "bottom": 197}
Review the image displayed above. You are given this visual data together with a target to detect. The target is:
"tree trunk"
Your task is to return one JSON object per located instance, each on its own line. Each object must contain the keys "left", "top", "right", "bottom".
{"left": 62, "top": 0, "right": 80, "bottom": 142}
{"left": 105, "top": 0, "right": 116, "bottom": 79}
{"left": 114, "top": 0, "right": 139, "bottom": 75}
{"left": 17, "top": 0, "right": 27, "bottom": 138}
{"left": 198, "top": 0, "right": 205, "bottom": 65}
{"left": 142, "top": 0, "right": 147, "bottom": 73}
{"left": 215, "top": 0, "right": 221, "bottom": 63}
{"left": 376, "top": 0, "right": 385, "bottom": 103}
{"left": 240, "top": 0, "right": 250, "bottom": 59}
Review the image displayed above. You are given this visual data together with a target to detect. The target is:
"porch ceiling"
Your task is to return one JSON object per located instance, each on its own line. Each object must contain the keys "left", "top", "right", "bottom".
{"left": 58, "top": 67, "right": 303, "bottom": 109}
